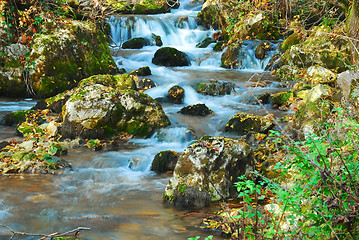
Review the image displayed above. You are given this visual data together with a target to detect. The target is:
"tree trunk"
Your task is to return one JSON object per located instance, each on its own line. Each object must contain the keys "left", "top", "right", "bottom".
{"left": 347, "top": 0, "right": 359, "bottom": 65}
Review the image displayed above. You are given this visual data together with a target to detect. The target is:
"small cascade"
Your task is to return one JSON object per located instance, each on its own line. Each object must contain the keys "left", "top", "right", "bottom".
{"left": 236, "top": 40, "right": 280, "bottom": 70}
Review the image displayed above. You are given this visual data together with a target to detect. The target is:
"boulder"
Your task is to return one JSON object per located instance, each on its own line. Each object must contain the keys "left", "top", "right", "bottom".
{"left": 255, "top": 41, "right": 271, "bottom": 60}
{"left": 281, "top": 25, "right": 351, "bottom": 73}
{"left": 196, "top": 37, "right": 216, "bottom": 48}
{"left": 293, "top": 84, "right": 334, "bottom": 135}
{"left": 178, "top": 104, "right": 213, "bottom": 116}
{"left": 337, "top": 70, "right": 359, "bottom": 117}
{"left": 306, "top": 66, "right": 336, "bottom": 85}
{"left": 167, "top": 85, "right": 185, "bottom": 104}
{"left": 3, "top": 110, "right": 33, "bottom": 126}
{"left": 225, "top": 113, "right": 275, "bottom": 135}
{"left": 60, "top": 84, "right": 170, "bottom": 139}
{"left": 194, "top": 79, "right": 235, "bottom": 96}
{"left": 280, "top": 32, "right": 303, "bottom": 52}
{"left": 20, "top": 20, "right": 118, "bottom": 98}
{"left": 163, "top": 136, "right": 252, "bottom": 209}
{"left": 152, "top": 47, "right": 190, "bottom": 67}
{"left": 270, "top": 91, "right": 294, "bottom": 107}
{"left": 220, "top": 41, "right": 241, "bottom": 69}
{"left": 122, "top": 37, "right": 150, "bottom": 49}
{"left": 151, "top": 150, "right": 179, "bottom": 174}
{"left": 197, "top": 5, "right": 220, "bottom": 29}
{"left": 130, "top": 66, "right": 152, "bottom": 76}
{"left": 77, "top": 74, "right": 137, "bottom": 90}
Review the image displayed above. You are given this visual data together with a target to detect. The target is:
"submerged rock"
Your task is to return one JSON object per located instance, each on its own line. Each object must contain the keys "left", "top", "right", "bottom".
{"left": 194, "top": 79, "right": 235, "bottom": 96}
{"left": 179, "top": 103, "right": 213, "bottom": 116}
{"left": 151, "top": 150, "right": 179, "bottom": 174}
{"left": 225, "top": 113, "right": 275, "bottom": 135}
{"left": 60, "top": 84, "right": 170, "bottom": 139}
{"left": 167, "top": 85, "right": 185, "bottom": 104}
{"left": 163, "top": 136, "right": 252, "bottom": 209}
{"left": 152, "top": 47, "right": 190, "bottom": 67}
{"left": 122, "top": 37, "right": 150, "bottom": 49}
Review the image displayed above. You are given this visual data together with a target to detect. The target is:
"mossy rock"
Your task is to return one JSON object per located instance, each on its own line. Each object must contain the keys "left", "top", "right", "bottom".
{"left": 197, "top": 5, "right": 220, "bottom": 29}
{"left": 163, "top": 136, "right": 252, "bottom": 209}
{"left": 280, "top": 25, "right": 351, "bottom": 73}
{"left": 151, "top": 150, "right": 179, "bottom": 174}
{"left": 109, "top": 0, "right": 172, "bottom": 14}
{"left": 220, "top": 41, "right": 241, "bottom": 69}
{"left": 213, "top": 41, "right": 225, "bottom": 52}
{"left": 194, "top": 79, "right": 235, "bottom": 96}
{"left": 152, "top": 47, "right": 190, "bottom": 67}
{"left": 28, "top": 20, "right": 118, "bottom": 97}
{"left": 122, "top": 37, "right": 150, "bottom": 49}
{"left": 196, "top": 37, "right": 216, "bottom": 48}
{"left": 255, "top": 41, "right": 271, "bottom": 60}
{"left": 78, "top": 74, "right": 137, "bottom": 91}
{"left": 3, "top": 110, "right": 34, "bottom": 126}
{"left": 280, "top": 32, "right": 303, "bottom": 52}
{"left": 225, "top": 113, "right": 275, "bottom": 135}
{"left": 61, "top": 84, "right": 170, "bottom": 139}
{"left": 270, "top": 91, "right": 294, "bottom": 106}
{"left": 178, "top": 103, "right": 213, "bottom": 116}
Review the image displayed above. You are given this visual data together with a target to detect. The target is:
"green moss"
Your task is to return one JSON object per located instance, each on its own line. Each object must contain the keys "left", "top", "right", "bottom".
{"left": 270, "top": 91, "right": 294, "bottom": 106}
{"left": 281, "top": 32, "right": 302, "bottom": 52}
{"left": 178, "top": 184, "right": 187, "bottom": 193}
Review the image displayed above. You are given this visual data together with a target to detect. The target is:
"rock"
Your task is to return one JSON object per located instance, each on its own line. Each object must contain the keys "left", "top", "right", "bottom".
{"left": 293, "top": 84, "right": 334, "bottom": 135}
{"left": 163, "top": 136, "right": 252, "bottom": 209}
{"left": 225, "top": 113, "right": 274, "bottom": 135}
{"left": 151, "top": 150, "right": 179, "bottom": 174}
{"left": 212, "top": 31, "right": 225, "bottom": 41}
{"left": 306, "top": 66, "right": 336, "bottom": 85}
{"left": 280, "top": 32, "right": 303, "bottom": 52}
{"left": 179, "top": 104, "right": 213, "bottom": 116}
{"left": 197, "top": 5, "right": 220, "bottom": 29}
{"left": 270, "top": 91, "right": 294, "bottom": 107}
{"left": 175, "top": 17, "right": 189, "bottom": 29}
{"left": 134, "top": 77, "right": 156, "bottom": 91}
{"left": 46, "top": 121, "right": 59, "bottom": 137}
{"left": 151, "top": 33, "right": 163, "bottom": 46}
{"left": 60, "top": 84, "right": 170, "bottom": 139}
{"left": 281, "top": 25, "right": 351, "bottom": 72}
{"left": 275, "top": 65, "right": 299, "bottom": 81}
{"left": 337, "top": 70, "right": 359, "bottom": 102}
{"left": 130, "top": 66, "right": 152, "bottom": 76}
{"left": 24, "top": 20, "right": 118, "bottom": 97}
{"left": 3, "top": 110, "right": 33, "bottom": 126}
{"left": 257, "top": 93, "right": 271, "bottom": 104}
{"left": 122, "top": 37, "right": 150, "bottom": 49}
{"left": 194, "top": 79, "right": 235, "bottom": 96}
{"left": 109, "top": 0, "right": 172, "bottom": 14}
{"left": 78, "top": 74, "right": 137, "bottom": 90}
{"left": 0, "top": 141, "right": 10, "bottom": 150}
{"left": 220, "top": 41, "right": 241, "bottom": 69}
{"left": 196, "top": 37, "right": 216, "bottom": 48}
{"left": 166, "top": 85, "right": 185, "bottom": 104}
{"left": 255, "top": 41, "right": 271, "bottom": 60}
{"left": 264, "top": 53, "right": 281, "bottom": 71}
{"left": 213, "top": 41, "right": 225, "bottom": 52}
{"left": 152, "top": 47, "right": 190, "bottom": 67}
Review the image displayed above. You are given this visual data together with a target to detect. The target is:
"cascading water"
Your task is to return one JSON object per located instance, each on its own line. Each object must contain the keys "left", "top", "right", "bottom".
{"left": 0, "top": 1, "right": 285, "bottom": 239}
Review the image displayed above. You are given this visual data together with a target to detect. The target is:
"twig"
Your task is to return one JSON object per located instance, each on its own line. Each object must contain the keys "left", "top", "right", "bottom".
{"left": 0, "top": 224, "right": 90, "bottom": 239}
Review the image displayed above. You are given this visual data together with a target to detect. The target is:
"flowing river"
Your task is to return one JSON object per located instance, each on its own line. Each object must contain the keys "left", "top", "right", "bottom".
{"left": 0, "top": 1, "right": 286, "bottom": 239}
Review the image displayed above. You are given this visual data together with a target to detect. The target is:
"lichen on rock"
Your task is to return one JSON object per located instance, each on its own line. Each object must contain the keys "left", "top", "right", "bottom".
{"left": 163, "top": 136, "right": 252, "bottom": 209}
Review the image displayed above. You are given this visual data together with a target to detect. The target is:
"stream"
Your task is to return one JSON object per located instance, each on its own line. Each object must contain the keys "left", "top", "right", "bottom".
{"left": 0, "top": 1, "right": 286, "bottom": 239}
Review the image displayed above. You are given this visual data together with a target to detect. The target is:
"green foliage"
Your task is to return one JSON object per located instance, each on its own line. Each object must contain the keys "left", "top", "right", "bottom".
{"left": 188, "top": 235, "right": 213, "bottom": 240}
